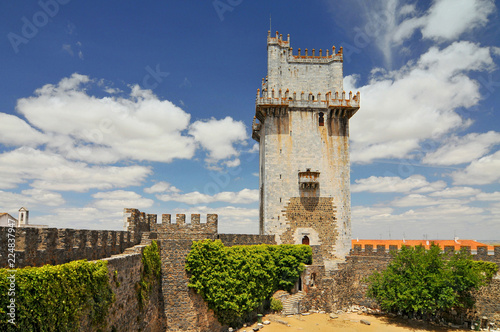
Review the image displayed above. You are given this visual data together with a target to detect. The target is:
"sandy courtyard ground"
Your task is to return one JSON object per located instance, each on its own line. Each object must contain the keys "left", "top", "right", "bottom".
{"left": 239, "top": 312, "right": 461, "bottom": 332}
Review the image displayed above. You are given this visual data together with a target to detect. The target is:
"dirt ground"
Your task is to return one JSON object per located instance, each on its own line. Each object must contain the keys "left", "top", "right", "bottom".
{"left": 239, "top": 312, "right": 461, "bottom": 332}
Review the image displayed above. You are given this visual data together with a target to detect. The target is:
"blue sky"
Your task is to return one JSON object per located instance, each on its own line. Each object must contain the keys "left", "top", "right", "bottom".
{"left": 0, "top": 0, "right": 499, "bottom": 240}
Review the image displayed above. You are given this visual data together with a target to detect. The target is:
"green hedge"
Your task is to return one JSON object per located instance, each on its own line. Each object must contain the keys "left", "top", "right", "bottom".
{"left": 185, "top": 240, "right": 312, "bottom": 325}
{"left": 0, "top": 260, "right": 114, "bottom": 332}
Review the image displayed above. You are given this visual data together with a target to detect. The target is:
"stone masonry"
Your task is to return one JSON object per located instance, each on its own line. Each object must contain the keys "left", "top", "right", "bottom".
{"left": 253, "top": 31, "right": 360, "bottom": 270}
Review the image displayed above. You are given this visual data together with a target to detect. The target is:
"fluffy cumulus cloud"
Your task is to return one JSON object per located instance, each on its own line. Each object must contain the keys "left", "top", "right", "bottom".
{"left": 423, "top": 131, "right": 500, "bottom": 165}
{"left": 144, "top": 181, "right": 181, "bottom": 194}
{"left": 451, "top": 150, "right": 500, "bottom": 185}
{"left": 188, "top": 117, "right": 248, "bottom": 168}
{"left": 393, "top": 0, "right": 495, "bottom": 43}
{"left": 348, "top": 41, "right": 496, "bottom": 163}
{"left": 157, "top": 188, "right": 258, "bottom": 205}
{"left": 0, "top": 189, "right": 65, "bottom": 215}
{"left": 0, "top": 147, "right": 151, "bottom": 192}
{"left": 92, "top": 190, "right": 154, "bottom": 210}
{"left": 10, "top": 73, "right": 247, "bottom": 166}
{"left": 352, "top": 175, "right": 445, "bottom": 193}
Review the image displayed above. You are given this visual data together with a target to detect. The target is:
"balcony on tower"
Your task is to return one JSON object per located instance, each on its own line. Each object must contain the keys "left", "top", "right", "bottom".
{"left": 299, "top": 169, "right": 320, "bottom": 198}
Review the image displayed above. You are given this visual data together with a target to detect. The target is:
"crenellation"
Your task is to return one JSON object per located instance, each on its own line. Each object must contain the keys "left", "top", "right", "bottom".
{"left": 176, "top": 214, "right": 186, "bottom": 225}
{"left": 191, "top": 214, "right": 200, "bottom": 225}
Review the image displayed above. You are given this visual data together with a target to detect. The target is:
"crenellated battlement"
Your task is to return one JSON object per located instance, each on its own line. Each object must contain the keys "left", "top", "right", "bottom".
{"left": 151, "top": 213, "right": 218, "bottom": 234}
{"left": 0, "top": 226, "right": 137, "bottom": 268}
{"left": 267, "top": 30, "right": 343, "bottom": 63}
{"left": 256, "top": 88, "right": 360, "bottom": 110}
{"left": 350, "top": 243, "right": 500, "bottom": 265}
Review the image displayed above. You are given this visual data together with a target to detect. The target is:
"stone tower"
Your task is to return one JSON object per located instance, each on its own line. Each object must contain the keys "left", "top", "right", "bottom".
{"left": 252, "top": 31, "right": 360, "bottom": 270}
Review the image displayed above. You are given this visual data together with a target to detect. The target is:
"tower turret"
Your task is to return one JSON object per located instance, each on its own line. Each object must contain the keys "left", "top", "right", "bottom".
{"left": 253, "top": 31, "right": 360, "bottom": 270}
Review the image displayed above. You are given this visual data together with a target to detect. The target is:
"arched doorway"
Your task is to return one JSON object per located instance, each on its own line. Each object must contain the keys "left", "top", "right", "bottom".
{"left": 302, "top": 236, "right": 310, "bottom": 245}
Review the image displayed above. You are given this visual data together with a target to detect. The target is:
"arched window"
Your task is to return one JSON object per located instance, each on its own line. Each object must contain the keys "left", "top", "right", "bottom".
{"left": 319, "top": 112, "right": 324, "bottom": 126}
{"left": 302, "top": 236, "right": 310, "bottom": 245}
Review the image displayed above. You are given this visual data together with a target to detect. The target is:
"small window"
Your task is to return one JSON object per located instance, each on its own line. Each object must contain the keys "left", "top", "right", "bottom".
{"left": 302, "top": 236, "right": 310, "bottom": 245}
{"left": 319, "top": 112, "right": 324, "bottom": 126}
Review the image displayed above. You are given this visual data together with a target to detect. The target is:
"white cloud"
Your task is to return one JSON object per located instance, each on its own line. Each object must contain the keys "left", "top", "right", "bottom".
{"left": 188, "top": 117, "right": 248, "bottom": 167}
{"left": 423, "top": 131, "right": 500, "bottom": 165}
{"left": 92, "top": 190, "right": 154, "bottom": 210}
{"left": 0, "top": 189, "right": 65, "bottom": 214}
{"left": 352, "top": 175, "right": 439, "bottom": 193}
{"left": 33, "top": 207, "right": 122, "bottom": 230}
{"left": 394, "top": 0, "right": 496, "bottom": 44}
{"left": 17, "top": 74, "right": 196, "bottom": 163}
{"left": 11, "top": 73, "right": 247, "bottom": 167}
{"left": 144, "top": 181, "right": 181, "bottom": 194}
{"left": 390, "top": 194, "right": 467, "bottom": 207}
{"left": 157, "top": 188, "right": 258, "bottom": 205}
{"left": 429, "top": 186, "right": 481, "bottom": 198}
{"left": 349, "top": 41, "right": 496, "bottom": 163}
{"left": 352, "top": 206, "right": 394, "bottom": 220}
{"left": 0, "top": 147, "right": 152, "bottom": 191}
{"left": 475, "top": 191, "right": 500, "bottom": 201}
{"left": 0, "top": 113, "right": 47, "bottom": 147}
{"left": 352, "top": 202, "right": 494, "bottom": 240}
{"left": 452, "top": 150, "right": 500, "bottom": 185}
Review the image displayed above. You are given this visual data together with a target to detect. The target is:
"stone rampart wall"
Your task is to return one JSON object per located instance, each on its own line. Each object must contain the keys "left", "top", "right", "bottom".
{"left": 79, "top": 243, "right": 166, "bottom": 332}
{"left": 0, "top": 226, "right": 138, "bottom": 268}
{"left": 218, "top": 234, "right": 276, "bottom": 246}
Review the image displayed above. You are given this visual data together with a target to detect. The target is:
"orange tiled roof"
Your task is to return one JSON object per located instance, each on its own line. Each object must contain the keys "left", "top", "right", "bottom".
{"left": 351, "top": 239, "right": 494, "bottom": 251}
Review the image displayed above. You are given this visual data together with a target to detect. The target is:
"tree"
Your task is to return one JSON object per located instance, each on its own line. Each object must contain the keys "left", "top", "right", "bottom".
{"left": 367, "top": 244, "right": 497, "bottom": 317}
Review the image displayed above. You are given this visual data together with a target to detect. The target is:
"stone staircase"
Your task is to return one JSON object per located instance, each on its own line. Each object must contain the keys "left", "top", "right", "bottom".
{"left": 281, "top": 291, "right": 305, "bottom": 315}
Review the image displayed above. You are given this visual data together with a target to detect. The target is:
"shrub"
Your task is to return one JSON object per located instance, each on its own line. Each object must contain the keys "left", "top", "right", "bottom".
{"left": 270, "top": 298, "right": 283, "bottom": 312}
{"left": 367, "top": 244, "right": 497, "bottom": 317}
{"left": 186, "top": 240, "right": 311, "bottom": 325}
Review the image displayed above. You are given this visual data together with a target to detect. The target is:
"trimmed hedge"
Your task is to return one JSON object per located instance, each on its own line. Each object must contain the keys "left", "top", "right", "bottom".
{"left": 186, "top": 239, "right": 312, "bottom": 325}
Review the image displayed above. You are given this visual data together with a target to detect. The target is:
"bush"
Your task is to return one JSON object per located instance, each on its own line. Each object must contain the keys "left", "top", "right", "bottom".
{"left": 270, "top": 298, "right": 283, "bottom": 312}
{"left": 367, "top": 244, "right": 497, "bottom": 317}
{"left": 186, "top": 240, "right": 311, "bottom": 325}
{"left": 0, "top": 260, "right": 114, "bottom": 332}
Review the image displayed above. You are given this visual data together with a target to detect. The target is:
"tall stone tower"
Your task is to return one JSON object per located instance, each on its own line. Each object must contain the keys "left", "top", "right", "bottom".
{"left": 252, "top": 31, "right": 360, "bottom": 270}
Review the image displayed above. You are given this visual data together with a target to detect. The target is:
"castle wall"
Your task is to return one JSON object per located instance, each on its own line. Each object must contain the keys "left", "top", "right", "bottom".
{"left": 300, "top": 246, "right": 500, "bottom": 325}
{"left": 0, "top": 226, "right": 138, "bottom": 268}
{"left": 78, "top": 243, "right": 166, "bottom": 332}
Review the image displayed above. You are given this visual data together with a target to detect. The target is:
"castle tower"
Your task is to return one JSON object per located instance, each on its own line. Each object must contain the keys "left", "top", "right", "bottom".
{"left": 18, "top": 207, "right": 29, "bottom": 226}
{"left": 252, "top": 31, "right": 360, "bottom": 270}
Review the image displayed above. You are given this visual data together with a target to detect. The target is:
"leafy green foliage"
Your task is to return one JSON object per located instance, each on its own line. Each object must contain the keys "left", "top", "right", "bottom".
{"left": 137, "top": 240, "right": 162, "bottom": 310}
{"left": 270, "top": 298, "right": 283, "bottom": 312}
{"left": 0, "top": 260, "right": 114, "bottom": 332}
{"left": 185, "top": 240, "right": 312, "bottom": 325}
{"left": 367, "top": 245, "right": 497, "bottom": 317}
